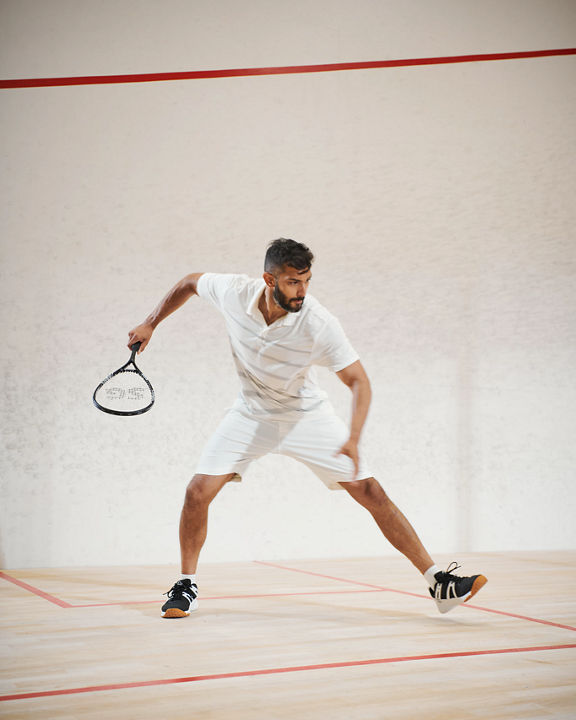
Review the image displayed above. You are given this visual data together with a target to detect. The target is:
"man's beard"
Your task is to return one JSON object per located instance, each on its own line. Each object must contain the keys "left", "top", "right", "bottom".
{"left": 273, "top": 283, "right": 305, "bottom": 313}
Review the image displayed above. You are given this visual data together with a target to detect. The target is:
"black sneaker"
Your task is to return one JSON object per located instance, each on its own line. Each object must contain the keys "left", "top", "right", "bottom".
{"left": 161, "top": 579, "right": 198, "bottom": 618}
{"left": 430, "top": 562, "right": 487, "bottom": 614}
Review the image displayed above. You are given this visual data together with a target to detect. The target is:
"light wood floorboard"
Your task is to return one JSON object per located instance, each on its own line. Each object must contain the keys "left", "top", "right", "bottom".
{"left": 1, "top": 552, "right": 575, "bottom": 719}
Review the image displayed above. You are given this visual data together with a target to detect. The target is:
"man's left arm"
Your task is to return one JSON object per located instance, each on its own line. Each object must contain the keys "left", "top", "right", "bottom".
{"left": 335, "top": 360, "right": 372, "bottom": 478}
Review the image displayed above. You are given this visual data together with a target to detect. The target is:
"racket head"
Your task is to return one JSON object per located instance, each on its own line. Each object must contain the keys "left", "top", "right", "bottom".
{"left": 93, "top": 343, "right": 155, "bottom": 416}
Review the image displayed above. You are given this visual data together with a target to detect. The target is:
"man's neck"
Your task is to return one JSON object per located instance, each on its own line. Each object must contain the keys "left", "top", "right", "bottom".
{"left": 258, "top": 288, "right": 288, "bottom": 326}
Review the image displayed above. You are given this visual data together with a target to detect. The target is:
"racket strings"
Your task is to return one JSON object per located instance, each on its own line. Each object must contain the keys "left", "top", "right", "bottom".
{"left": 94, "top": 369, "right": 154, "bottom": 413}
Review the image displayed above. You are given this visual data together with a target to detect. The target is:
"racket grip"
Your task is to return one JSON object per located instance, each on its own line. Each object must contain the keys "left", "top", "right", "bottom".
{"left": 130, "top": 341, "right": 142, "bottom": 353}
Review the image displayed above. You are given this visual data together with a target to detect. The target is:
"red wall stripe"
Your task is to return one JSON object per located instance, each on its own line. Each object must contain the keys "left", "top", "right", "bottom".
{"left": 1, "top": 48, "right": 574, "bottom": 89}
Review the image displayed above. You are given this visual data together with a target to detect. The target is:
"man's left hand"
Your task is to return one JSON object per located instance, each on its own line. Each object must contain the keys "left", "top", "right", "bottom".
{"left": 337, "top": 438, "right": 360, "bottom": 480}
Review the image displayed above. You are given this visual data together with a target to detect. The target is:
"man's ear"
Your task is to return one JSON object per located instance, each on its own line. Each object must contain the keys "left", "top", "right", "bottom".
{"left": 263, "top": 271, "right": 276, "bottom": 288}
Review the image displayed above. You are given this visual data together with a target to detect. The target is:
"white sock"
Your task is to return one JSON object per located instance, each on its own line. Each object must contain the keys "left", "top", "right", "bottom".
{"left": 181, "top": 574, "right": 197, "bottom": 586}
{"left": 424, "top": 565, "right": 440, "bottom": 588}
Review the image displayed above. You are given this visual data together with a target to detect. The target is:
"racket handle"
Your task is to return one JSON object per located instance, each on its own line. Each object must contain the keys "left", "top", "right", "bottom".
{"left": 130, "top": 341, "right": 142, "bottom": 356}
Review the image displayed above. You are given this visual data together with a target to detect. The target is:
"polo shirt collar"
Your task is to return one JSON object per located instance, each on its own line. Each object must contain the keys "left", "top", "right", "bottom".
{"left": 246, "top": 280, "right": 300, "bottom": 327}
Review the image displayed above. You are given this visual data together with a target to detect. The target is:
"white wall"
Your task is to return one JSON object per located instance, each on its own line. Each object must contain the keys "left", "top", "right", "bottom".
{"left": 1, "top": 0, "right": 575, "bottom": 569}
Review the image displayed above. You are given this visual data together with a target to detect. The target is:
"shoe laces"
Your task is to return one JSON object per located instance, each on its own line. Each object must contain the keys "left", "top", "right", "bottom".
{"left": 436, "top": 561, "right": 462, "bottom": 583}
{"left": 164, "top": 580, "right": 190, "bottom": 599}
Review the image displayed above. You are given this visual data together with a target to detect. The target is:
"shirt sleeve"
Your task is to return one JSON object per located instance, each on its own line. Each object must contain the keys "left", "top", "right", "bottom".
{"left": 312, "top": 315, "right": 359, "bottom": 372}
{"left": 196, "top": 273, "right": 238, "bottom": 311}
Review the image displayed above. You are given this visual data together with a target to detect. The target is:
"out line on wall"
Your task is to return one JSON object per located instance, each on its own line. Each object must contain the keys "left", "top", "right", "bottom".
{"left": 1, "top": 48, "right": 575, "bottom": 89}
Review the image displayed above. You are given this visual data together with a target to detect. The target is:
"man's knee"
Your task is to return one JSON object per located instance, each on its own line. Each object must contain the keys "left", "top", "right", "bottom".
{"left": 184, "top": 473, "right": 235, "bottom": 507}
{"left": 343, "top": 476, "right": 389, "bottom": 508}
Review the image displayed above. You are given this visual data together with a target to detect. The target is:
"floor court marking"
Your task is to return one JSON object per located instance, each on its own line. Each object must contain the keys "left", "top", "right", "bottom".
{"left": 67, "top": 588, "right": 386, "bottom": 608}
{"left": 2, "top": 567, "right": 576, "bottom": 631}
{"left": 0, "top": 572, "right": 386, "bottom": 608}
{"left": 1, "top": 643, "right": 575, "bottom": 703}
{"left": 0, "top": 572, "right": 73, "bottom": 609}
{"left": 255, "top": 561, "right": 576, "bottom": 632}
{"left": 1, "top": 48, "right": 574, "bottom": 89}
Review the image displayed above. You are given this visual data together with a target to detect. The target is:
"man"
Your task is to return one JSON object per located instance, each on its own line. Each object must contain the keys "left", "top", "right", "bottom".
{"left": 128, "top": 238, "right": 487, "bottom": 618}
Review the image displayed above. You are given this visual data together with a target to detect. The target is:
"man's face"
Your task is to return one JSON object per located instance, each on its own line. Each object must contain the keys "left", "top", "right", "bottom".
{"left": 270, "top": 265, "right": 312, "bottom": 313}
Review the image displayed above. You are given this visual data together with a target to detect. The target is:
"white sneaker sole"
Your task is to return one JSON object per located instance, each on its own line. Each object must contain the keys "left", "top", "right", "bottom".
{"left": 161, "top": 599, "right": 199, "bottom": 618}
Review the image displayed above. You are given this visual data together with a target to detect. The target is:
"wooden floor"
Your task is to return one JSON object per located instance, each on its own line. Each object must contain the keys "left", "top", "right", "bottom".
{"left": 1, "top": 552, "right": 575, "bottom": 719}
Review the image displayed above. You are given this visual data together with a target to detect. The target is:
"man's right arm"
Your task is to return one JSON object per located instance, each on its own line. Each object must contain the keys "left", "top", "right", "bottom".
{"left": 127, "top": 272, "right": 204, "bottom": 352}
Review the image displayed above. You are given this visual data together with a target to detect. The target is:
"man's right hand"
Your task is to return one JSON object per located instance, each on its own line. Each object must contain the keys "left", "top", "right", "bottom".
{"left": 127, "top": 323, "right": 154, "bottom": 353}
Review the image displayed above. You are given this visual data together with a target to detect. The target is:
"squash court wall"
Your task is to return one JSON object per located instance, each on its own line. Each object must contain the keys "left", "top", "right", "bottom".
{"left": 1, "top": 0, "right": 575, "bottom": 568}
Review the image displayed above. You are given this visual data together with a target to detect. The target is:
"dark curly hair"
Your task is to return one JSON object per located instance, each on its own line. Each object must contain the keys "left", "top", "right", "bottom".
{"left": 264, "top": 238, "right": 314, "bottom": 274}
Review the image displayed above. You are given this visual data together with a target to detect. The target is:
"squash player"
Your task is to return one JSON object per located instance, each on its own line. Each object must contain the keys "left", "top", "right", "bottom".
{"left": 128, "top": 238, "right": 487, "bottom": 618}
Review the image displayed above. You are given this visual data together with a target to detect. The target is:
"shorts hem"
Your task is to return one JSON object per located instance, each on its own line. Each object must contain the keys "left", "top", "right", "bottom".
{"left": 194, "top": 467, "right": 243, "bottom": 482}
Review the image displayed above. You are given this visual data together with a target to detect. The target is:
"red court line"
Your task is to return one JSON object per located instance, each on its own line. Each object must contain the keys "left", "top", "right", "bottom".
{"left": 255, "top": 560, "right": 398, "bottom": 590}
{"left": 256, "top": 560, "right": 445, "bottom": 600}
{"left": 0, "top": 572, "right": 72, "bottom": 609}
{"left": 0, "top": 571, "right": 386, "bottom": 608}
{"left": 1, "top": 48, "right": 574, "bottom": 89}
{"left": 1, "top": 643, "right": 574, "bottom": 702}
{"left": 3, "top": 566, "right": 575, "bottom": 632}
{"left": 461, "top": 603, "right": 576, "bottom": 633}
{"left": 70, "top": 588, "right": 386, "bottom": 608}
{"left": 256, "top": 561, "right": 576, "bottom": 632}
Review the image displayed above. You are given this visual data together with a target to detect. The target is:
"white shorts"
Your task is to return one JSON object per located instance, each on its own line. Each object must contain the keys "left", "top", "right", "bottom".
{"left": 195, "top": 408, "right": 372, "bottom": 490}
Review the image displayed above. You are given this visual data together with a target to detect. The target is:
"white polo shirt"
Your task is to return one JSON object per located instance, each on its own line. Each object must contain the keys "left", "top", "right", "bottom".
{"left": 196, "top": 273, "right": 359, "bottom": 421}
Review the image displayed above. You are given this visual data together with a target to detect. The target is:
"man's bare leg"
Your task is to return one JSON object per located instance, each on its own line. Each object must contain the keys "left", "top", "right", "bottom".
{"left": 341, "top": 476, "right": 434, "bottom": 574}
{"left": 180, "top": 472, "right": 237, "bottom": 574}
{"left": 162, "top": 473, "right": 236, "bottom": 617}
{"left": 341, "top": 476, "right": 487, "bottom": 613}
